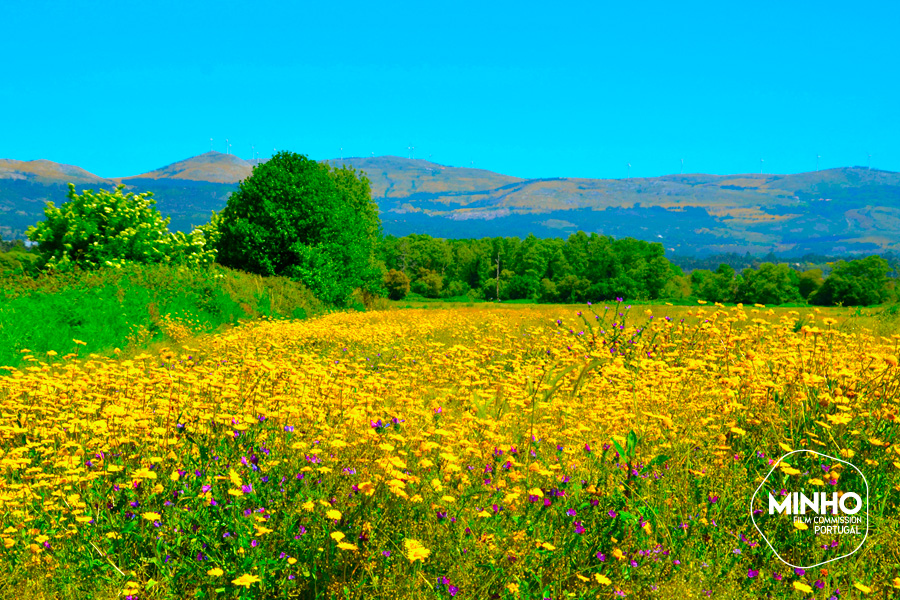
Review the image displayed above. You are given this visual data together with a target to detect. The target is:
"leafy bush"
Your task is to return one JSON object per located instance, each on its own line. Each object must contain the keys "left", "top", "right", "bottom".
{"left": 0, "top": 248, "right": 39, "bottom": 277}
{"left": 798, "top": 268, "right": 824, "bottom": 299}
{"left": 443, "top": 280, "right": 469, "bottom": 298}
{"left": 26, "top": 184, "right": 216, "bottom": 270}
{"left": 411, "top": 271, "right": 443, "bottom": 298}
{"left": 383, "top": 269, "right": 411, "bottom": 300}
{"left": 691, "top": 264, "right": 737, "bottom": 303}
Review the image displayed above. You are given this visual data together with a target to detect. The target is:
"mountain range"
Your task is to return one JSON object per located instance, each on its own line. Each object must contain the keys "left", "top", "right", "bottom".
{"left": 2, "top": 152, "right": 899, "bottom": 256}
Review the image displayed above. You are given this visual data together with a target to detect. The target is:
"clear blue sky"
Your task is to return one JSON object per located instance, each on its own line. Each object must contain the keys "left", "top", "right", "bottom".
{"left": 2, "top": 0, "right": 897, "bottom": 180}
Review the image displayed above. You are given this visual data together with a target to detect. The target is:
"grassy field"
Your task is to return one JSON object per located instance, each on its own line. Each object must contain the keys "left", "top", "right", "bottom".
{"left": 0, "top": 264, "right": 325, "bottom": 370}
{"left": 1, "top": 301, "right": 899, "bottom": 599}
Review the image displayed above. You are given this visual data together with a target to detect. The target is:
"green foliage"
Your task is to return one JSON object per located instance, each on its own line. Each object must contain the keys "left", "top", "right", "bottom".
{"left": 691, "top": 264, "right": 737, "bottom": 303}
{"left": 374, "top": 233, "right": 895, "bottom": 307}
{"left": 797, "top": 268, "right": 824, "bottom": 299}
{"left": 411, "top": 270, "right": 444, "bottom": 298}
{"left": 811, "top": 256, "right": 893, "bottom": 306}
{"left": 0, "top": 247, "right": 39, "bottom": 277}
{"left": 506, "top": 272, "right": 541, "bottom": 300}
{"left": 539, "top": 278, "right": 558, "bottom": 303}
{"left": 0, "top": 234, "right": 29, "bottom": 253}
{"left": 0, "top": 263, "right": 323, "bottom": 370}
{"left": 379, "top": 232, "right": 686, "bottom": 304}
{"left": 443, "top": 280, "right": 469, "bottom": 298}
{"left": 26, "top": 184, "right": 216, "bottom": 271}
{"left": 383, "top": 269, "right": 411, "bottom": 300}
{"left": 661, "top": 272, "right": 691, "bottom": 300}
{"left": 735, "top": 263, "right": 802, "bottom": 305}
{"left": 214, "top": 152, "right": 382, "bottom": 306}
{"left": 558, "top": 274, "right": 591, "bottom": 303}
{"left": 738, "top": 265, "right": 788, "bottom": 305}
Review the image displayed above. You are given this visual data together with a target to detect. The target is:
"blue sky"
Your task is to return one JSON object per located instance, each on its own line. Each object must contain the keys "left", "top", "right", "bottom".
{"left": 2, "top": 1, "right": 897, "bottom": 180}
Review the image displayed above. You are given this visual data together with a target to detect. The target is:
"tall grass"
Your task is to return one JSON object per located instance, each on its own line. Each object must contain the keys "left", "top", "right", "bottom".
{"left": 0, "top": 264, "right": 324, "bottom": 369}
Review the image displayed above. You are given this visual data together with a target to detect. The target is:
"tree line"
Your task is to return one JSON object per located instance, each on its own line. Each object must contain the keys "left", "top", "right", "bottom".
{"left": 378, "top": 233, "right": 895, "bottom": 306}
{"left": 379, "top": 233, "right": 678, "bottom": 303}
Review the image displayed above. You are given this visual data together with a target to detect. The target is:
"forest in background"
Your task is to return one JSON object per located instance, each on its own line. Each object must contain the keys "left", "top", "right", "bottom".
{"left": 377, "top": 233, "right": 895, "bottom": 307}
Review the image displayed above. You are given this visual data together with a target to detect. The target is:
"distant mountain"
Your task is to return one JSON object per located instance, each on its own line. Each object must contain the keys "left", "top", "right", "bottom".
{"left": 1, "top": 152, "right": 898, "bottom": 257}
{"left": 326, "top": 158, "right": 900, "bottom": 256}
{"left": 0, "top": 158, "right": 114, "bottom": 186}
{"left": 323, "top": 156, "right": 524, "bottom": 200}
{"left": 116, "top": 152, "right": 262, "bottom": 184}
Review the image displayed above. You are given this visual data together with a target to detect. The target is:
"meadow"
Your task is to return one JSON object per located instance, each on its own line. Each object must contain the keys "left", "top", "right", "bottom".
{"left": 0, "top": 264, "right": 324, "bottom": 370}
{"left": 1, "top": 301, "right": 899, "bottom": 599}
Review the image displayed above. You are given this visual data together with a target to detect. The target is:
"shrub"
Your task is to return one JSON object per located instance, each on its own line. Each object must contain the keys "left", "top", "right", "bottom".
{"left": 26, "top": 184, "right": 215, "bottom": 270}
{"left": 384, "top": 269, "right": 411, "bottom": 300}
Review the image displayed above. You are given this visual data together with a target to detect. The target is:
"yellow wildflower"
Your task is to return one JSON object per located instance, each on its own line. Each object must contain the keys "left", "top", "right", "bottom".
{"left": 405, "top": 539, "right": 431, "bottom": 562}
{"left": 232, "top": 573, "right": 261, "bottom": 588}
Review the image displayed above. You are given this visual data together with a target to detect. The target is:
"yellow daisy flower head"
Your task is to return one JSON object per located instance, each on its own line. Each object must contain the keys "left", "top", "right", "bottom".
{"left": 232, "top": 573, "right": 261, "bottom": 588}
{"left": 404, "top": 538, "right": 431, "bottom": 562}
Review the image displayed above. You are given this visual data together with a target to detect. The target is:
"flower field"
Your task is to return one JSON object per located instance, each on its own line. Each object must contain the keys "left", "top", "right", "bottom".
{"left": 1, "top": 302, "right": 899, "bottom": 599}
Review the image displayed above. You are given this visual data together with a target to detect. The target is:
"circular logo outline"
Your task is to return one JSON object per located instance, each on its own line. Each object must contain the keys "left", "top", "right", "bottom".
{"left": 749, "top": 449, "right": 869, "bottom": 569}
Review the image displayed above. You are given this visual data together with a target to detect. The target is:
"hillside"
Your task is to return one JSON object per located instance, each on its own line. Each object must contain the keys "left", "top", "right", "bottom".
{"left": 116, "top": 152, "right": 262, "bottom": 184}
{"left": 1, "top": 153, "right": 898, "bottom": 256}
{"left": 0, "top": 159, "right": 114, "bottom": 186}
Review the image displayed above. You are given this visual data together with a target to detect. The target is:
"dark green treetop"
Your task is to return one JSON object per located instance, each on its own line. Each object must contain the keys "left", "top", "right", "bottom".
{"left": 215, "top": 152, "right": 382, "bottom": 306}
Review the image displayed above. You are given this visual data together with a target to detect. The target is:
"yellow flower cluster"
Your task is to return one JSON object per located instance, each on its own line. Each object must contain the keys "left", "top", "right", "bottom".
{"left": 0, "top": 303, "right": 896, "bottom": 596}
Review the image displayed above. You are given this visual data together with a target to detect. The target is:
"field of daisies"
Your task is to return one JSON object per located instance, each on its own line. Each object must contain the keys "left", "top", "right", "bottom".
{"left": 1, "top": 302, "right": 899, "bottom": 599}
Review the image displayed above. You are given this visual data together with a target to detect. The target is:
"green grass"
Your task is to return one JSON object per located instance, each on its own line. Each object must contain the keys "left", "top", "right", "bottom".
{"left": 0, "top": 264, "right": 324, "bottom": 370}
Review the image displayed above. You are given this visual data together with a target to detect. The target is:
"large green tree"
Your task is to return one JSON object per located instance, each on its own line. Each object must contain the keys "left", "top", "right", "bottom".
{"left": 735, "top": 263, "right": 802, "bottom": 305}
{"left": 692, "top": 264, "right": 737, "bottom": 303}
{"left": 215, "top": 152, "right": 382, "bottom": 306}
{"left": 811, "top": 256, "right": 892, "bottom": 306}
